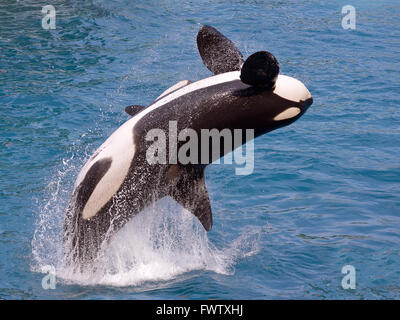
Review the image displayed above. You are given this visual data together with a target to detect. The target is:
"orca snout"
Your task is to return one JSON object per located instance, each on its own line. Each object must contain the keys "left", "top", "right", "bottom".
{"left": 268, "top": 75, "right": 312, "bottom": 122}
{"left": 274, "top": 75, "right": 312, "bottom": 109}
{"left": 302, "top": 96, "right": 313, "bottom": 111}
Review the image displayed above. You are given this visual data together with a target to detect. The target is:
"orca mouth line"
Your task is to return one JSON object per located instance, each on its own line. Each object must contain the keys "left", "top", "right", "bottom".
{"left": 303, "top": 97, "right": 313, "bottom": 109}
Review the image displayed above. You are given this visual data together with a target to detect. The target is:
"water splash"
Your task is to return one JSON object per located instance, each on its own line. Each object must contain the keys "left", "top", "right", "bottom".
{"left": 31, "top": 156, "right": 261, "bottom": 288}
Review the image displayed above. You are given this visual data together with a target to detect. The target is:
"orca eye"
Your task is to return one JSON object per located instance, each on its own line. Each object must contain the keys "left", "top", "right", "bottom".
{"left": 240, "top": 51, "right": 280, "bottom": 88}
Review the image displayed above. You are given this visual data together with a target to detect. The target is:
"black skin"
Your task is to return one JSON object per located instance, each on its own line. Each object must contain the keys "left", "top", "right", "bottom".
{"left": 240, "top": 51, "right": 280, "bottom": 88}
{"left": 63, "top": 78, "right": 312, "bottom": 269}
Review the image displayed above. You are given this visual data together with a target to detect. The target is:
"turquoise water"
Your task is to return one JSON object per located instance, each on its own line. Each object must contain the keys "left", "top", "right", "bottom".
{"left": 1, "top": 0, "right": 399, "bottom": 299}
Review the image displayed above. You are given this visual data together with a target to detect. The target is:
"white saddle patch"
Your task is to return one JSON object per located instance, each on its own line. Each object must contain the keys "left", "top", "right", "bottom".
{"left": 156, "top": 80, "right": 190, "bottom": 100}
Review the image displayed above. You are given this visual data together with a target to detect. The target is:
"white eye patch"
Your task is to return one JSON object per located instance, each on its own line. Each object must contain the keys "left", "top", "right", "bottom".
{"left": 273, "top": 107, "right": 301, "bottom": 121}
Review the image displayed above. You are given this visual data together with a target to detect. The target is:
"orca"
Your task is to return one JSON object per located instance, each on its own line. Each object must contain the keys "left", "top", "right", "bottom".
{"left": 63, "top": 25, "right": 313, "bottom": 267}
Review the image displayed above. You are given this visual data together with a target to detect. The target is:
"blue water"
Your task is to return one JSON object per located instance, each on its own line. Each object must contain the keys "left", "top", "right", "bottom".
{"left": 1, "top": 0, "right": 399, "bottom": 299}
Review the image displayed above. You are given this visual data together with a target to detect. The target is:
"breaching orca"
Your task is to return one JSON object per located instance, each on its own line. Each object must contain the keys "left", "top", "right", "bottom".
{"left": 63, "top": 25, "right": 313, "bottom": 267}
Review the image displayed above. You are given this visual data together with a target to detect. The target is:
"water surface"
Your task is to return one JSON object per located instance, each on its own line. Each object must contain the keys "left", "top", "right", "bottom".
{"left": 0, "top": 0, "right": 399, "bottom": 299}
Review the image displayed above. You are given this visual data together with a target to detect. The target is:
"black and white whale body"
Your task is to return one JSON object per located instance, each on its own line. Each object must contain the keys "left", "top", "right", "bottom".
{"left": 63, "top": 25, "right": 313, "bottom": 267}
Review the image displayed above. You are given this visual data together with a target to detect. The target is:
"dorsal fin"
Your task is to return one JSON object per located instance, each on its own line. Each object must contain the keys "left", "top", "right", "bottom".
{"left": 125, "top": 105, "right": 145, "bottom": 116}
{"left": 197, "top": 25, "right": 244, "bottom": 75}
{"left": 167, "top": 165, "right": 212, "bottom": 231}
{"left": 156, "top": 80, "right": 190, "bottom": 100}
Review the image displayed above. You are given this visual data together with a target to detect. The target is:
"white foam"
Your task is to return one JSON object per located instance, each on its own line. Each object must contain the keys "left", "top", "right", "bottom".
{"left": 32, "top": 165, "right": 261, "bottom": 288}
